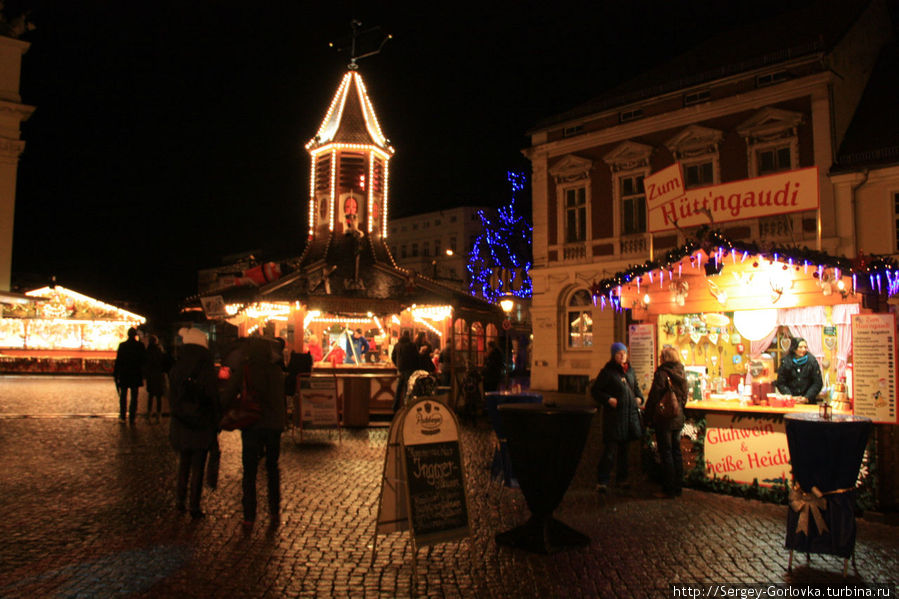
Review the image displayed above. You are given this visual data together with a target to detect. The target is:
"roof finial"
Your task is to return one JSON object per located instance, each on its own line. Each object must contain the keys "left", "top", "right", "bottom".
{"left": 329, "top": 19, "right": 392, "bottom": 70}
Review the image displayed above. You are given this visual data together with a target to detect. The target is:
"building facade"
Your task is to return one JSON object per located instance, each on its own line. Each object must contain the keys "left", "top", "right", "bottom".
{"left": 524, "top": 0, "right": 893, "bottom": 392}
{"left": 0, "top": 33, "right": 33, "bottom": 291}
{"left": 387, "top": 206, "right": 492, "bottom": 290}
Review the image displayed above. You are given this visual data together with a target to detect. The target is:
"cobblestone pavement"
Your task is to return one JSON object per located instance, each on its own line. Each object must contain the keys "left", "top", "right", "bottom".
{"left": 1, "top": 375, "right": 897, "bottom": 598}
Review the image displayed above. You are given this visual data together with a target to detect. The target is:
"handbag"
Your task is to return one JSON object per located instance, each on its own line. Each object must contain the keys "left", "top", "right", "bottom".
{"left": 655, "top": 375, "right": 682, "bottom": 422}
{"left": 220, "top": 364, "right": 263, "bottom": 431}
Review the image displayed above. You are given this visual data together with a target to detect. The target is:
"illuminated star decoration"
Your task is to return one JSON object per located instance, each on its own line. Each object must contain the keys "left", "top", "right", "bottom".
{"left": 467, "top": 171, "right": 533, "bottom": 303}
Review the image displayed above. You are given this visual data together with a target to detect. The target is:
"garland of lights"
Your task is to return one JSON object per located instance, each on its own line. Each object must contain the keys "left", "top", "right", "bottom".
{"left": 467, "top": 171, "right": 534, "bottom": 303}
{"left": 590, "top": 226, "right": 899, "bottom": 309}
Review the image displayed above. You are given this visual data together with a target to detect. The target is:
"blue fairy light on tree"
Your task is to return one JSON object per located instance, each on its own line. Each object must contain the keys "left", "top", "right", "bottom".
{"left": 467, "top": 171, "right": 533, "bottom": 302}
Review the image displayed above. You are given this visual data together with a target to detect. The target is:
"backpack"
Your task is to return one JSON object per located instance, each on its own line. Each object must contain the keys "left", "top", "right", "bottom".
{"left": 173, "top": 365, "right": 212, "bottom": 430}
{"left": 655, "top": 375, "right": 682, "bottom": 422}
{"left": 220, "top": 364, "right": 263, "bottom": 431}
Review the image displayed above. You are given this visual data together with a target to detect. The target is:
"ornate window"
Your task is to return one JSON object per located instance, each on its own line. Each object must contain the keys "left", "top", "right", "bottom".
{"left": 566, "top": 288, "right": 594, "bottom": 349}
{"left": 665, "top": 125, "right": 722, "bottom": 189}
{"left": 619, "top": 174, "right": 646, "bottom": 235}
{"left": 603, "top": 141, "right": 653, "bottom": 239}
{"left": 549, "top": 154, "right": 593, "bottom": 246}
{"left": 564, "top": 186, "right": 587, "bottom": 242}
{"left": 737, "top": 107, "right": 803, "bottom": 177}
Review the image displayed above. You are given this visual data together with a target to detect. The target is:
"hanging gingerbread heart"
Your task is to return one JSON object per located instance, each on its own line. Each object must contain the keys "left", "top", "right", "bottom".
{"left": 736, "top": 343, "right": 745, "bottom": 354}
{"left": 824, "top": 336, "right": 836, "bottom": 350}
{"left": 689, "top": 331, "right": 702, "bottom": 345}
{"left": 731, "top": 333, "right": 741, "bottom": 345}
{"left": 720, "top": 332, "right": 730, "bottom": 344}
{"left": 707, "top": 333, "right": 719, "bottom": 345}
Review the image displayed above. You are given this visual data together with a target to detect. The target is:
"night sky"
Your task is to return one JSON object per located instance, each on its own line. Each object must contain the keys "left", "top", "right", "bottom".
{"left": 10, "top": 0, "right": 833, "bottom": 326}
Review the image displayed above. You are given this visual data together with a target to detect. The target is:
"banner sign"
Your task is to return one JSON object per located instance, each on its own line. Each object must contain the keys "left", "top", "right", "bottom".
{"left": 647, "top": 166, "right": 819, "bottom": 233}
{"left": 851, "top": 313, "right": 898, "bottom": 424}
{"left": 703, "top": 413, "right": 789, "bottom": 486}
{"left": 644, "top": 162, "right": 685, "bottom": 210}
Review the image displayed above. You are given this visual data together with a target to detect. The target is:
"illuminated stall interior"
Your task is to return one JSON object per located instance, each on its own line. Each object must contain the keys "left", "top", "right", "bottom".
{"left": 0, "top": 285, "right": 146, "bottom": 373}
{"left": 592, "top": 231, "right": 899, "bottom": 411}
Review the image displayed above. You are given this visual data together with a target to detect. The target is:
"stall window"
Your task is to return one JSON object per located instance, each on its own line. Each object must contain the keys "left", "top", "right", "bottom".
{"left": 566, "top": 289, "right": 594, "bottom": 348}
{"left": 471, "top": 322, "right": 485, "bottom": 366}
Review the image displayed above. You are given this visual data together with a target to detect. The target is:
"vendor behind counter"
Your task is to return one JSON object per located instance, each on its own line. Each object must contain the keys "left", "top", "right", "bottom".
{"left": 774, "top": 337, "right": 823, "bottom": 404}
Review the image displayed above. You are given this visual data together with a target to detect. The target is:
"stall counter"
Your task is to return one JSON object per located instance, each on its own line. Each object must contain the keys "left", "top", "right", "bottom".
{"left": 310, "top": 366, "right": 397, "bottom": 426}
{"left": 685, "top": 399, "right": 851, "bottom": 416}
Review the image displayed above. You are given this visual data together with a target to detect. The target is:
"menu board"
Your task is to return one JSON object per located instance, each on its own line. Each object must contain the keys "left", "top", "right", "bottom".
{"left": 299, "top": 377, "right": 339, "bottom": 427}
{"left": 851, "top": 313, "right": 898, "bottom": 423}
{"left": 628, "top": 323, "right": 656, "bottom": 397}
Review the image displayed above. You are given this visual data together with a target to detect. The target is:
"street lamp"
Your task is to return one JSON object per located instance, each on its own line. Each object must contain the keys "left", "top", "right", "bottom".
{"left": 499, "top": 296, "right": 514, "bottom": 390}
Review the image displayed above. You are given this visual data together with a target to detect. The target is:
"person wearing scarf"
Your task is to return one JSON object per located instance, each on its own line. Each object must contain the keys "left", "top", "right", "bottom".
{"left": 589, "top": 342, "right": 644, "bottom": 492}
{"left": 775, "top": 337, "right": 823, "bottom": 403}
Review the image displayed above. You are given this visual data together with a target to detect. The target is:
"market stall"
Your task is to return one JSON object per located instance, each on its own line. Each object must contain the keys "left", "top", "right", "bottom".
{"left": 0, "top": 285, "right": 146, "bottom": 374}
{"left": 187, "top": 65, "right": 504, "bottom": 424}
{"left": 591, "top": 230, "right": 898, "bottom": 494}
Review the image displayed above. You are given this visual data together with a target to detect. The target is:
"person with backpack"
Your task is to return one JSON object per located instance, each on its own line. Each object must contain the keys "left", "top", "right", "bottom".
{"left": 221, "top": 336, "right": 287, "bottom": 529}
{"left": 590, "top": 342, "right": 644, "bottom": 492}
{"left": 168, "top": 327, "right": 219, "bottom": 519}
{"left": 643, "top": 346, "right": 689, "bottom": 498}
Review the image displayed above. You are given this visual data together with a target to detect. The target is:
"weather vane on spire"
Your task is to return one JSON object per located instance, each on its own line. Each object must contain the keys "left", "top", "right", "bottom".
{"left": 329, "top": 19, "right": 392, "bottom": 70}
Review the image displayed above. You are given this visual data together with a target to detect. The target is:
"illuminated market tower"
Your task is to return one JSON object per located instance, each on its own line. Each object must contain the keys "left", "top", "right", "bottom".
{"left": 305, "top": 66, "right": 394, "bottom": 255}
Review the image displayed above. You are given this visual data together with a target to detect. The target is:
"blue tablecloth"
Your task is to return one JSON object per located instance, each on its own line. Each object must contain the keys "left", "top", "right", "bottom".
{"left": 484, "top": 392, "right": 543, "bottom": 486}
{"left": 784, "top": 413, "right": 872, "bottom": 558}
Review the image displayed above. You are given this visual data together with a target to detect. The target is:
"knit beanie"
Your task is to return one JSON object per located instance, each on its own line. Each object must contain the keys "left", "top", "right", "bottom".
{"left": 610, "top": 342, "right": 627, "bottom": 358}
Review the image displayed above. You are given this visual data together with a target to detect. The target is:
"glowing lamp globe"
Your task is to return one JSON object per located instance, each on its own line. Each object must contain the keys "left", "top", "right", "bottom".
{"left": 732, "top": 309, "right": 778, "bottom": 341}
{"left": 499, "top": 298, "right": 515, "bottom": 314}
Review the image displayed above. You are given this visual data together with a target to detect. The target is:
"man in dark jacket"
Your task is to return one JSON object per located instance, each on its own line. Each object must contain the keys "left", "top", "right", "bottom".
{"left": 590, "top": 342, "right": 644, "bottom": 492}
{"left": 168, "top": 327, "right": 219, "bottom": 518}
{"left": 113, "top": 327, "right": 146, "bottom": 424}
{"left": 222, "top": 336, "right": 287, "bottom": 528}
{"left": 391, "top": 332, "right": 419, "bottom": 411}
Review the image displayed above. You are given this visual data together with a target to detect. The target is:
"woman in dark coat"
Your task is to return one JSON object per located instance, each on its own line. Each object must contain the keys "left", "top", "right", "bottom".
{"left": 775, "top": 337, "right": 823, "bottom": 403}
{"left": 590, "top": 342, "right": 644, "bottom": 491}
{"left": 168, "top": 328, "right": 220, "bottom": 518}
{"left": 643, "top": 346, "right": 689, "bottom": 498}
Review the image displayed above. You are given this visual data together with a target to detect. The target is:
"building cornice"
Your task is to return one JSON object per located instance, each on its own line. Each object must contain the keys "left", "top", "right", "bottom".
{"left": 532, "top": 72, "right": 832, "bottom": 159}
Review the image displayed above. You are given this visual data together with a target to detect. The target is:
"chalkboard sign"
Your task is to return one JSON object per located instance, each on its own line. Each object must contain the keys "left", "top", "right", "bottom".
{"left": 403, "top": 441, "right": 468, "bottom": 542}
{"left": 400, "top": 397, "right": 470, "bottom": 546}
{"left": 372, "top": 396, "right": 470, "bottom": 567}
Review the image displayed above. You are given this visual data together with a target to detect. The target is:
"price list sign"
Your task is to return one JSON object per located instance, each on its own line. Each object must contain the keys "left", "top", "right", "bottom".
{"left": 628, "top": 323, "right": 656, "bottom": 397}
{"left": 851, "top": 313, "right": 898, "bottom": 423}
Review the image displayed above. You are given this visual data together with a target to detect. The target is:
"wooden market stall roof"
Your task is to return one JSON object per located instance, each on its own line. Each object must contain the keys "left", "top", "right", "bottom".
{"left": 591, "top": 228, "right": 898, "bottom": 318}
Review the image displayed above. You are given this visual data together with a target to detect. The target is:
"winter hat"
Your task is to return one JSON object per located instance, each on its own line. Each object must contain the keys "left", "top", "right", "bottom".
{"left": 610, "top": 342, "right": 627, "bottom": 358}
{"left": 179, "top": 327, "right": 208, "bottom": 348}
